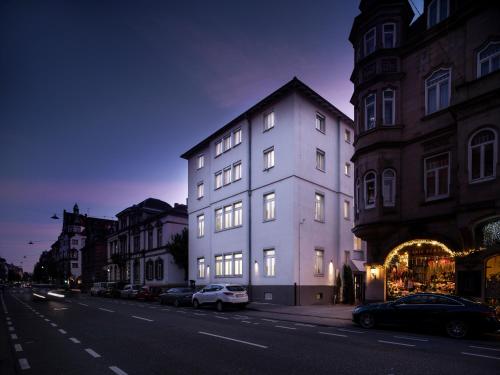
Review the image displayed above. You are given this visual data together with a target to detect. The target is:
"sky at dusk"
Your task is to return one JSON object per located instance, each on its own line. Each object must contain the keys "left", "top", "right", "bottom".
{"left": 0, "top": 0, "right": 423, "bottom": 272}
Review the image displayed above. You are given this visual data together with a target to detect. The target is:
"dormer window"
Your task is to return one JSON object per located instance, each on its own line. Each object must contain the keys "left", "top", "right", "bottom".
{"left": 383, "top": 24, "right": 395, "bottom": 48}
{"left": 427, "top": 0, "right": 449, "bottom": 28}
{"left": 364, "top": 28, "right": 376, "bottom": 56}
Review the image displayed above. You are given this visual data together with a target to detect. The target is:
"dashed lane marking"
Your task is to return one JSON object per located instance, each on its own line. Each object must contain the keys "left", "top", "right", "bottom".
{"left": 109, "top": 366, "right": 128, "bottom": 375}
{"left": 261, "top": 318, "right": 278, "bottom": 323}
{"left": 44, "top": 319, "right": 50, "bottom": 322}
{"left": 318, "top": 331, "right": 348, "bottom": 338}
{"left": 393, "top": 336, "right": 429, "bottom": 342}
{"left": 337, "top": 328, "right": 365, "bottom": 334}
{"left": 378, "top": 340, "right": 416, "bottom": 347}
{"left": 198, "top": 331, "right": 268, "bottom": 349}
{"left": 214, "top": 316, "right": 229, "bottom": 320}
{"left": 99, "top": 308, "right": 115, "bottom": 313}
{"left": 193, "top": 313, "right": 206, "bottom": 316}
{"left": 7, "top": 321, "right": 12, "bottom": 325}
{"left": 58, "top": 329, "right": 67, "bottom": 334}
{"left": 85, "top": 348, "right": 101, "bottom": 358}
{"left": 8, "top": 327, "right": 14, "bottom": 331}
{"left": 14, "top": 344, "right": 23, "bottom": 352}
{"left": 275, "top": 325, "right": 296, "bottom": 330}
{"left": 78, "top": 303, "right": 89, "bottom": 307}
{"left": 69, "top": 337, "right": 81, "bottom": 344}
{"left": 18, "top": 358, "right": 30, "bottom": 370}
{"left": 461, "top": 352, "right": 500, "bottom": 360}
{"left": 11, "top": 334, "right": 18, "bottom": 340}
{"left": 469, "top": 346, "right": 500, "bottom": 352}
{"left": 131, "top": 315, "right": 154, "bottom": 322}
{"left": 50, "top": 323, "right": 58, "bottom": 327}
{"left": 295, "top": 323, "right": 316, "bottom": 327}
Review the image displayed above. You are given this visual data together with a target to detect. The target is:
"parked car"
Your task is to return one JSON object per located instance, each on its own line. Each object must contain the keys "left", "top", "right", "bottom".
{"left": 192, "top": 284, "right": 248, "bottom": 311}
{"left": 120, "top": 284, "right": 141, "bottom": 299}
{"left": 352, "top": 293, "right": 499, "bottom": 338}
{"left": 90, "top": 282, "right": 108, "bottom": 296}
{"left": 31, "top": 284, "right": 66, "bottom": 301}
{"left": 159, "top": 288, "right": 195, "bottom": 307}
{"left": 103, "top": 282, "right": 126, "bottom": 298}
{"left": 136, "top": 286, "right": 164, "bottom": 302}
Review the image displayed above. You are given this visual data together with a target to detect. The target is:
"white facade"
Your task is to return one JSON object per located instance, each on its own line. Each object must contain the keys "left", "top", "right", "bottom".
{"left": 183, "top": 79, "right": 357, "bottom": 305}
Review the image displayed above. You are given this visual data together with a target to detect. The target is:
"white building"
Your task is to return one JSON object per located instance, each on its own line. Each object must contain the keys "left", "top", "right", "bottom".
{"left": 181, "top": 78, "right": 359, "bottom": 305}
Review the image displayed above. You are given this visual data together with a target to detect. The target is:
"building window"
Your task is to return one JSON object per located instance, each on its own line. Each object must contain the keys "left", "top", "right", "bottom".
{"left": 365, "top": 94, "right": 376, "bottom": 130}
{"left": 382, "top": 89, "right": 395, "bottom": 125}
{"left": 223, "top": 167, "right": 232, "bottom": 185}
{"left": 157, "top": 226, "right": 163, "bottom": 247}
{"left": 364, "top": 171, "right": 377, "bottom": 209}
{"left": 72, "top": 262, "right": 78, "bottom": 268}
{"left": 224, "top": 205, "right": 233, "bottom": 229}
{"left": 234, "top": 253, "right": 243, "bottom": 276}
{"left": 234, "top": 202, "right": 243, "bottom": 227}
{"left": 215, "top": 140, "right": 223, "bottom": 157}
{"left": 382, "top": 169, "right": 396, "bottom": 207}
{"left": 316, "top": 113, "right": 325, "bottom": 133}
{"left": 344, "top": 129, "right": 351, "bottom": 143}
{"left": 147, "top": 229, "right": 153, "bottom": 250}
{"left": 469, "top": 129, "right": 497, "bottom": 183}
{"left": 264, "top": 147, "right": 275, "bottom": 170}
{"left": 425, "top": 68, "right": 450, "bottom": 114}
{"left": 197, "top": 257, "right": 205, "bottom": 279}
{"left": 264, "top": 111, "right": 275, "bottom": 131}
{"left": 264, "top": 192, "right": 276, "bottom": 221}
{"left": 424, "top": 152, "right": 450, "bottom": 201}
{"left": 223, "top": 135, "right": 231, "bottom": 152}
{"left": 354, "top": 236, "right": 362, "bottom": 250}
{"left": 233, "top": 162, "right": 242, "bottom": 181}
{"left": 197, "top": 214, "right": 205, "bottom": 237}
{"left": 355, "top": 178, "right": 361, "bottom": 214}
{"left": 197, "top": 155, "right": 205, "bottom": 169}
{"left": 146, "top": 260, "right": 154, "bottom": 280}
{"left": 155, "top": 258, "right": 164, "bottom": 280}
{"left": 233, "top": 128, "right": 242, "bottom": 145}
{"left": 477, "top": 42, "right": 500, "bottom": 78}
{"left": 215, "top": 171, "right": 223, "bottom": 189}
{"left": 197, "top": 182, "right": 204, "bottom": 199}
{"left": 315, "top": 193, "right": 325, "bottom": 222}
{"left": 314, "top": 249, "right": 324, "bottom": 276}
{"left": 264, "top": 249, "right": 276, "bottom": 277}
{"left": 224, "top": 254, "right": 233, "bottom": 276}
{"left": 72, "top": 239, "right": 78, "bottom": 245}
{"left": 427, "top": 0, "right": 449, "bottom": 28}
{"left": 316, "top": 149, "right": 325, "bottom": 172}
{"left": 364, "top": 27, "right": 376, "bottom": 56}
{"left": 215, "top": 208, "right": 223, "bottom": 231}
{"left": 344, "top": 163, "right": 351, "bottom": 176}
{"left": 215, "top": 255, "right": 223, "bottom": 277}
{"left": 343, "top": 200, "right": 350, "bottom": 220}
{"left": 383, "top": 23, "right": 395, "bottom": 48}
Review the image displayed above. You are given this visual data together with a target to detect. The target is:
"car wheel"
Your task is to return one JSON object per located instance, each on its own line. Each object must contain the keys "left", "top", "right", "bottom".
{"left": 193, "top": 299, "right": 200, "bottom": 309}
{"left": 216, "top": 300, "right": 224, "bottom": 312}
{"left": 173, "top": 299, "right": 180, "bottom": 308}
{"left": 359, "top": 312, "right": 375, "bottom": 329}
{"left": 446, "top": 319, "right": 468, "bottom": 339}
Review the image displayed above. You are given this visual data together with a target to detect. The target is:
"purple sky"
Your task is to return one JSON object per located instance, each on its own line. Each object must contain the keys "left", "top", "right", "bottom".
{"left": 0, "top": 0, "right": 423, "bottom": 272}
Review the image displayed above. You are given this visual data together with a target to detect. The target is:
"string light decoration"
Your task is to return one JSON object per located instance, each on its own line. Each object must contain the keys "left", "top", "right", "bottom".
{"left": 483, "top": 220, "right": 500, "bottom": 247}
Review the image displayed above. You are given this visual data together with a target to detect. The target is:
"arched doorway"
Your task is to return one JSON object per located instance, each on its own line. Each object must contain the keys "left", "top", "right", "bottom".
{"left": 385, "top": 239, "right": 456, "bottom": 300}
{"left": 485, "top": 255, "right": 500, "bottom": 306}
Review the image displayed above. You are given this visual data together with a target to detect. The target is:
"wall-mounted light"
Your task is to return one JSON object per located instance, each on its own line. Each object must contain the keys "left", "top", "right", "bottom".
{"left": 370, "top": 266, "right": 377, "bottom": 280}
{"left": 254, "top": 260, "right": 259, "bottom": 273}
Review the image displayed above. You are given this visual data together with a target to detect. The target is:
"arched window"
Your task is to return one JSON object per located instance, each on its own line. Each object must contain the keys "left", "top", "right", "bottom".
{"left": 155, "top": 258, "right": 164, "bottom": 280}
{"left": 469, "top": 128, "right": 497, "bottom": 182}
{"left": 425, "top": 68, "right": 450, "bottom": 114}
{"left": 382, "top": 169, "right": 396, "bottom": 207}
{"left": 477, "top": 42, "right": 500, "bottom": 78}
{"left": 146, "top": 260, "right": 154, "bottom": 281}
{"left": 355, "top": 178, "right": 361, "bottom": 214}
{"left": 364, "top": 172, "right": 377, "bottom": 209}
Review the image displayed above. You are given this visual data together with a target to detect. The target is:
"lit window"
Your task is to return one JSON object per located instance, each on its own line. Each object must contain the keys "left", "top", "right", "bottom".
{"left": 264, "top": 111, "right": 275, "bottom": 131}
{"left": 383, "top": 89, "right": 395, "bottom": 125}
{"left": 223, "top": 205, "right": 233, "bottom": 229}
{"left": 197, "top": 155, "right": 205, "bottom": 169}
{"left": 343, "top": 200, "right": 350, "bottom": 220}
{"left": 382, "top": 169, "right": 396, "bottom": 207}
{"left": 223, "top": 167, "right": 232, "bottom": 185}
{"left": 264, "top": 147, "right": 275, "bottom": 170}
{"left": 197, "top": 214, "right": 205, "bottom": 237}
{"left": 233, "top": 128, "right": 242, "bottom": 145}
{"left": 477, "top": 42, "right": 500, "bottom": 78}
{"left": 344, "top": 163, "right": 351, "bottom": 176}
{"left": 215, "top": 208, "right": 223, "bottom": 231}
{"left": 315, "top": 193, "right": 325, "bottom": 222}
{"left": 316, "top": 149, "right": 325, "bottom": 171}
{"left": 197, "top": 182, "right": 204, "bottom": 199}
{"left": 364, "top": 172, "right": 377, "bottom": 209}
{"left": 364, "top": 27, "right": 376, "bottom": 56}
{"left": 354, "top": 236, "right": 362, "bottom": 250}
{"left": 234, "top": 253, "right": 243, "bottom": 276}
{"left": 344, "top": 129, "right": 351, "bottom": 143}
{"left": 424, "top": 153, "right": 450, "bottom": 201}
{"left": 264, "top": 249, "right": 275, "bottom": 277}
{"left": 215, "top": 171, "right": 223, "bottom": 189}
{"left": 215, "top": 255, "right": 223, "bottom": 277}
{"left": 316, "top": 113, "right": 325, "bottom": 133}
{"left": 469, "top": 129, "right": 497, "bottom": 183}
{"left": 215, "top": 140, "right": 223, "bottom": 156}
{"left": 233, "top": 162, "right": 242, "bottom": 181}
{"left": 365, "top": 94, "right": 376, "bottom": 130}
{"left": 223, "top": 135, "right": 231, "bottom": 152}
{"left": 224, "top": 254, "right": 233, "bottom": 276}
{"left": 233, "top": 202, "right": 243, "bottom": 227}
{"left": 197, "top": 257, "right": 205, "bottom": 278}
{"left": 264, "top": 192, "right": 275, "bottom": 221}
{"left": 427, "top": 0, "right": 449, "bottom": 28}
{"left": 425, "top": 69, "right": 450, "bottom": 114}
{"left": 314, "top": 249, "right": 324, "bottom": 275}
{"left": 383, "top": 23, "right": 395, "bottom": 48}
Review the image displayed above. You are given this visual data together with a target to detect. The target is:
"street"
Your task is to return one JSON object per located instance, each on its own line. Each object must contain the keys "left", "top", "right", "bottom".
{"left": 1, "top": 288, "right": 499, "bottom": 375}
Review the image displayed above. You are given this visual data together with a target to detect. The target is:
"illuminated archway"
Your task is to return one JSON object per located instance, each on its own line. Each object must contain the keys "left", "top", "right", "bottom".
{"left": 383, "top": 239, "right": 454, "bottom": 267}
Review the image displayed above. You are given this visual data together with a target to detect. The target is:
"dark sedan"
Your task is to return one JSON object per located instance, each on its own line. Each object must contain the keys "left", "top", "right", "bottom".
{"left": 352, "top": 293, "right": 499, "bottom": 338}
{"left": 159, "top": 288, "right": 194, "bottom": 307}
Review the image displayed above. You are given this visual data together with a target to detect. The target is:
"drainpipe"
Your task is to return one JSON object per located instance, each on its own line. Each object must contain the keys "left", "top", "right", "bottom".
{"left": 246, "top": 115, "right": 253, "bottom": 298}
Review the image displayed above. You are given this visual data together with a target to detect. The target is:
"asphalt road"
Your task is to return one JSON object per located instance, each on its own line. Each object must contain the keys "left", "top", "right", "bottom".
{"left": 1, "top": 288, "right": 499, "bottom": 375}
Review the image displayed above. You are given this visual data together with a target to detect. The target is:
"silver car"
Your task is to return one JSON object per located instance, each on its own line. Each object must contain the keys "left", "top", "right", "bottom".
{"left": 120, "top": 284, "right": 140, "bottom": 299}
{"left": 192, "top": 284, "right": 249, "bottom": 311}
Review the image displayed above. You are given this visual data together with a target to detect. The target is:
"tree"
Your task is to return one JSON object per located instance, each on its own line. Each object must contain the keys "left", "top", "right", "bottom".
{"left": 334, "top": 272, "right": 342, "bottom": 304}
{"left": 342, "top": 264, "right": 355, "bottom": 305}
{"left": 165, "top": 228, "right": 188, "bottom": 280}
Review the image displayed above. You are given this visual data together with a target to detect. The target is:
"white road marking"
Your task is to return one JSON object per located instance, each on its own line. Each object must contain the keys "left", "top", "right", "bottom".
{"left": 78, "top": 303, "right": 89, "bottom": 307}
{"left": 51, "top": 323, "right": 58, "bottom": 327}
{"left": 469, "top": 345, "right": 500, "bottom": 352}
{"left": 53, "top": 307, "right": 68, "bottom": 311}
{"left": 295, "top": 323, "right": 316, "bottom": 327}
{"left": 44, "top": 319, "right": 50, "bottom": 322}
{"left": 18, "top": 358, "right": 30, "bottom": 370}
{"left": 242, "top": 321, "right": 252, "bottom": 324}
{"left": 11, "top": 334, "right": 18, "bottom": 340}
{"left": 198, "top": 331, "right": 268, "bottom": 349}
{"left": 275, "top": 325, "right": 296, "bottom": 330}
{"left": 176, "top": 310, "right": 187, "bottom": 313}
{"left": 39, "top": 315, "right": 44, "bottom": 318}
{"left": 85, "top": 348, "right": 101, "bottom": 358}
{"left": 8, "top": 327, "right": 14, "bottom": 331}
{"left": 131, "top": 315, "right": 154, "bottom": 322}
{"left": 261, "top": 318, "right": 278, "bottom": 323}
{"left": 58, "top": 329, "right": 67, "bottom": 334}
{"left": 99, "top": 308, "right": 115, "bottom": 313}
{"left": 337, "top": 328, "right": 365, "bottom": 334}
{"left": 214, "top": 316, "right": 229, "bottom": 320}
{"left": 393, "top": 336, "right": 429, "bottom": 342}
{"left": 193, "top": 313, "right": 206, "bottom": 316}
{"left": 6, "top": 317, "right": 11, "bottom": 320}
{"left": 161, "top": 308, "right": 170, "bottom": 311}
{"left": 14, "top": 344, "right": 23, "bottom": 352}
{"left": 319, "top": 331, "right": 348, "bottom": 338}
{"left": 378, "top": 340, "right": 415, "bottom": 347}
{"left": 7, "top": 321, "right": 12, "bottom": 325}
{"left": 461, "top": 352, "right": 500, "bottom": 360}
{"left": 109, "top": 366, "right": 128, "bottom": 375}
{"left": 69, "top": 337, "right": 81, "bottom": 344}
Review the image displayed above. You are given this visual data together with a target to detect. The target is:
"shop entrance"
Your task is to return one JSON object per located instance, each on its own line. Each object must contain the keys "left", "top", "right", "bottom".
{"left": 385, "top": 240, "right": 455, "bottom": 300}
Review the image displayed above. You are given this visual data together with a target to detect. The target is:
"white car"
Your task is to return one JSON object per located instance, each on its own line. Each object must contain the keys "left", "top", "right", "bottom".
{"left": 192, "top": 284, "right": 249, "bottom": 311}
{"left": 120, "top": 284, "right": 140, "bottom": 299}
{"left": 90, "top": 282, "right": 107, "bottom": 296}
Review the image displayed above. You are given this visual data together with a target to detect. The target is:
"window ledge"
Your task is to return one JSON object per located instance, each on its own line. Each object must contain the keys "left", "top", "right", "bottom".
{"left": 421, "top": 107, "right": 451, "bottom": 121}
{"left": 420, "top": 196, "right": 453, "bottom": 206}
{"left": 469, "top": 176, "right": 496, "bottom": 185}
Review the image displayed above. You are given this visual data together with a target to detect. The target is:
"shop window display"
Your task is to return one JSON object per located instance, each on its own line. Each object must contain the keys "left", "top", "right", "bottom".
{"left": 386, "top": 243, "right": 455, "bottom": 299}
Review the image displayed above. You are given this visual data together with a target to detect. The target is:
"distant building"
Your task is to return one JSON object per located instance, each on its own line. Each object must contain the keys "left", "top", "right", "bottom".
{"left": 349, "top": 0, "right": 500, "bottom": 303}
{"left": 106, "top": 198, "right": 188, "bottom": 287}
{"left": 181, "top": 78, "right": 358, "bottom": 305}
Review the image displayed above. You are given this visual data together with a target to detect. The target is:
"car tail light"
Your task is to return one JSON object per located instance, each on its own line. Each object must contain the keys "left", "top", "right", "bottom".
{"left": 223, "top": 292, "right": 234, "bottom": 296}
{"left": 481, "top": 311, "right": 496, "bottom": 318}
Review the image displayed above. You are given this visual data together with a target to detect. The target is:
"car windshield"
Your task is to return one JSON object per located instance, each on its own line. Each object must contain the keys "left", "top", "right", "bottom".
{"left": 226, "top": 286, "right": 245, "bottom": 292}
